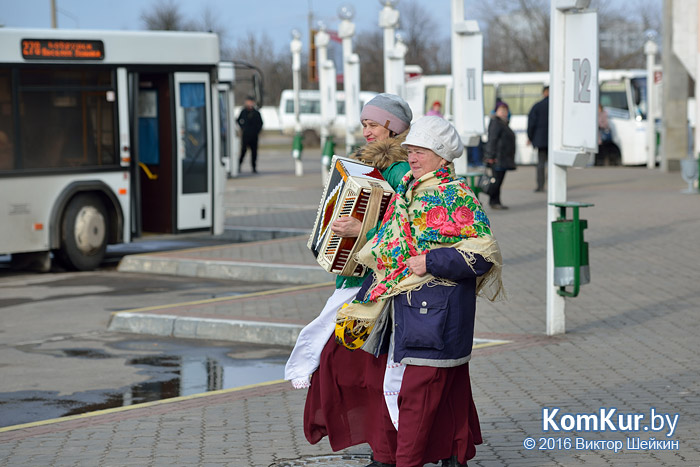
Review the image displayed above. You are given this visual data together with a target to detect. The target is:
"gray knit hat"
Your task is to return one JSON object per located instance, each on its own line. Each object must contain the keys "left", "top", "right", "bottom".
{"left": 401, "top": 116, "right": 464, "bottom": 162}
{"left": 360, "top": 93, "right": 413, "bottom": 134}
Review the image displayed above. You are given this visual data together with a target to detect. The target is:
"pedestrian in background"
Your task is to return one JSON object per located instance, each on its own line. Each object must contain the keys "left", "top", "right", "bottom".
{"left": 527, "top": 86, "right": 549, "bottom": 192}
{"left": 237, "top": 96, "right": 263, "bottom": 173}
{"left": 484, "top": 102, "right": 516, "bottom": 210}
{"left": 425, "top": 100, "right": 443, "bottom": 118}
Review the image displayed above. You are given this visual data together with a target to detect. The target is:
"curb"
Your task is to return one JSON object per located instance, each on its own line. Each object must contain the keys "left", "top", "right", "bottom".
{"left": 117, "top": 256, "right": 334, "bottom": 284}
{"left": 108, "top": 313, "right": 303, "bottom": 346}
{"left": 106, "top": 282, "right": 336, "bottom": 346}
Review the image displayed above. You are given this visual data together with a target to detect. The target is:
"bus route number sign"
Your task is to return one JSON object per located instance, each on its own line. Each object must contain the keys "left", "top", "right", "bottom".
{"left": 21, "top": 39, "right": 105, "bottom": 60}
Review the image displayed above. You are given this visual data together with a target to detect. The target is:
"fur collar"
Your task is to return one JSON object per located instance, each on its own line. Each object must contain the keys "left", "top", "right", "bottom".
{"left": 352, "top": 129, "right": 409, "bottom": 171}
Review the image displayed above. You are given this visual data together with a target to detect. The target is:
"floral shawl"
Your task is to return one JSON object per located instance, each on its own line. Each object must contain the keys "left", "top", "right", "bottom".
{"left": 335, "top": 164, "right": 503, "bottom": 350}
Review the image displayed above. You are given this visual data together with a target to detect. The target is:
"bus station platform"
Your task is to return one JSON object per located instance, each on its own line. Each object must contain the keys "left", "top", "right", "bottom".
{"left": 1, "top": 142, "right": 699, "bottom": 466}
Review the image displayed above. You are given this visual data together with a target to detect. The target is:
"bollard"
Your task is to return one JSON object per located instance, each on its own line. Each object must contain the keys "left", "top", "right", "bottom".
{"left": 550, "top": 202, "right": 593, "bottom": 297}
{"left": 292, "top": 131, "right": 304, "bottom": 159}
{"left": 292, "top": 131, "right": 304, "bottom": 176}
{"left": 321, "top": 135, "right": 335, "bottom": 176}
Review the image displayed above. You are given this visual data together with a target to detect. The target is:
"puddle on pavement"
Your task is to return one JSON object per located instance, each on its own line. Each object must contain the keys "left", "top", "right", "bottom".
{"left": 0, "top": 339, "right": 289, "bottom": 428}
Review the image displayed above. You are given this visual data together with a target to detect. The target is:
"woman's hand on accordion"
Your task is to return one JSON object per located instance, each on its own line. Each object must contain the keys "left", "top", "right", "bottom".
{"left": 331, "top": 217, "right": 362, "bottom": 238}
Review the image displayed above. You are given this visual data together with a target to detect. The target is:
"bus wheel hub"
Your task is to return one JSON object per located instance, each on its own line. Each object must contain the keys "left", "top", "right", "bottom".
{"left": 74, "top": 206, "right": 106, "bottom": 254}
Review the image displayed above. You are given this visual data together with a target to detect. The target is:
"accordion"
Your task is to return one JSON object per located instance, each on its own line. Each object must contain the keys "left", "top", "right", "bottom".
{"left": 308, "top": 156, "right": 395, "bottom": 277}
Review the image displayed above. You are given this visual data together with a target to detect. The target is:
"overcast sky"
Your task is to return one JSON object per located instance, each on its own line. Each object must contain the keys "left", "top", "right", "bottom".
{"left": 1, "top": 0, "right": 458, "bottom": 53}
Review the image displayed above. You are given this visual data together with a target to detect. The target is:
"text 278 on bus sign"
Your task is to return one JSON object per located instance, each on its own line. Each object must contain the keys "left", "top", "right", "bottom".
{"left": 21, "top": 39, "right": 104, "bottom": 60}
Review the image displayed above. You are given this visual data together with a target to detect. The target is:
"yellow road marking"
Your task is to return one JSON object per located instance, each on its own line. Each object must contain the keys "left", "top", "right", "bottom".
{"left": 110, "top": 282, "right": 335, "bottom": 316}
{"left": 0, "top": 379, "right": 286, "bottom": 434}
{"left": 473, "top": 340, "right": 510, "bottom": 349}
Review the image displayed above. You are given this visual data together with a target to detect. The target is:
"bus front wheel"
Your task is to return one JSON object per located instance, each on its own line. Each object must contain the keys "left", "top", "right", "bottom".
{"left": 56, "top": 193, "right": 108, "bottom": 271}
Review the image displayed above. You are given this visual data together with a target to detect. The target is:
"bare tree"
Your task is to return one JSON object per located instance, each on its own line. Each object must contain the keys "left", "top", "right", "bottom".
{"left": 473, "top": 0, "right": 550, "bottom": 71}
{"left": 355, "top": 30, "right": 386, "bottom": 92}
{"left": 399, "top": 1, "right": 450, "bottom": 74}
{"left": 355, "top": 0, "right": 451, "bottom": 91}
{"left": 232, "top": 32, "right": 293, "bottom": 107}
{"left": 140, "top": 0, "right": 195, "bottom": 31}
{"left": 473, "top": 0, "right": 661, "bottom": 71}
{"left": 141, "top": 1, "right": 291, "bottom": 104}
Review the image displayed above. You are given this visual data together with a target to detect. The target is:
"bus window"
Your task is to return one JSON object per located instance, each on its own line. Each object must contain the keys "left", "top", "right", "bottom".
{"left": 521, "top": 83, "right": 544, "bottom": 116}
{"left": 18, "top": 68, "right": 117, "bottom": 170}
{"left": 498, "top": 83, "right": 543, "bottom": 115}
{"left": 483, "top": 84, "right": 496, "bottom": 115}
{"left": 497, "top": 83, "right": 520, "bottom": 113}
{"left": 302, "top": 98, "right": 320, "bottom": 114}
{"left": 218, "top": 90, "right": 229, "bottom": 159}
{"left": 425, "top": 85, "right": 447, "bottom": 115}
{"left": 180, "top": 82, "right": 208, "bottom": 194}
{"left": 630, "top": 77, "right": 647, "bottom": 120}
{"left": 600, "top": 80, "right": 629, "bottom": 114}
{"left": 0, "top": 69, "right": 14, "bottom": 171}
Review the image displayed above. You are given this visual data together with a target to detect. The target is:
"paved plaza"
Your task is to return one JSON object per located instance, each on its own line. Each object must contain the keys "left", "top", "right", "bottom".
{"left": 1, "top": 139, "right": 699, "bottom": 466}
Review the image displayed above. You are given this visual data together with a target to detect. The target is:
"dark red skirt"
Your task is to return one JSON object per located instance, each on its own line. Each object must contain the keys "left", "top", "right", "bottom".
{"left": 304, "top": 336, "right": 395, "bottom": 458}
{"left": 304, "top": 336, "right": 482, "bottom": 466}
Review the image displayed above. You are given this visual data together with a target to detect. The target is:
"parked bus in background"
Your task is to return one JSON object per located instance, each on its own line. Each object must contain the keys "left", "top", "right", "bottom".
{"left": 404, "top": 69, "right": 658, "bottom": 166}
{"left": 278, "top": 89, "right": 377, "bottom": 145}
{"left": 0, "top": 28, "right": 233, "bottom": 271}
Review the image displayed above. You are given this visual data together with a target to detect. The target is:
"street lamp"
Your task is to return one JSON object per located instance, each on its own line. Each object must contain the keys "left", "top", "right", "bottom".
{"left": 388, "top": 31, "right": 407, "bottom": 99}
{"left": 338, "top": 3, "right": 361, "bottom": 156}
{"left": 644, "top": 29, "right": 658, "bottom": 169}
{"left": 378, "top": 0, "right": 400, "bottom": 93}
{"left": 290, "top": 29, "right": 304, "bottom": 176}
{"left": 315, "top": 22, "right": 337, "bottom": 183}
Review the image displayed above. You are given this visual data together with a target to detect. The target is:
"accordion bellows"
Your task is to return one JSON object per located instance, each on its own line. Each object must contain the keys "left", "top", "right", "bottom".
{"left": 308, "top": 156, "right": 395, "bottom": 277}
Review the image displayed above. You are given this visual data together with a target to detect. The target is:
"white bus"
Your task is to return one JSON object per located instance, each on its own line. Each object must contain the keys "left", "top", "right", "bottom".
{"left": 0, "top": 28, "right": 234, "bottom": 271}
{"left": 404, "top": 69, "right": 656, "bottom": 166}
{"left": 278, "top": 89, "right": 378, "bottom": 142}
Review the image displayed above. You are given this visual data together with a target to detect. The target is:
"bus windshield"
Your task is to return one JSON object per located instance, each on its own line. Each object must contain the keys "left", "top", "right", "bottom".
{"left": 600, "top": 77, "right": 648, "bottom": 121}
{"left": 630, "top": 77, "right": 648, "bottom": 120}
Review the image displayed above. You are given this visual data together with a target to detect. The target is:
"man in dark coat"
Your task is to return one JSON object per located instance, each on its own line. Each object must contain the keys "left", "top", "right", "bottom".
{"left": 527, "top": 86, "right": 549, "bottom": 192}
{"left": 237, "top": 96, "right": 263, "bottom": 173}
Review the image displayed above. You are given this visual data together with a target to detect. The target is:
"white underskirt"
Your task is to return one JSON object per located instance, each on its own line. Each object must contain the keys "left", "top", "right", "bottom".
{"left": 284, "top": 286, "right": 360, "bottom": 389}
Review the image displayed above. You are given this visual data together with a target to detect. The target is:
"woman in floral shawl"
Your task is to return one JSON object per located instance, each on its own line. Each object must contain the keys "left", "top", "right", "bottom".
{"left": 336, "top": 116, "right": 503, "bottom": 467}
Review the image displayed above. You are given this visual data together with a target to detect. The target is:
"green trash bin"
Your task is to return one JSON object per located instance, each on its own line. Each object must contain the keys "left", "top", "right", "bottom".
{"left": 552, "top": 219, "right": 590, "bottom": 286}
{"left": 550, "top": 202, "right": 593, "bottom": 297}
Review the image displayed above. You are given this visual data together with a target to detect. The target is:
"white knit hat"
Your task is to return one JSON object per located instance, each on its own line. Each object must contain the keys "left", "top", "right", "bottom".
{"left": 401, "top": 116, "right": 464, "bottom": 162}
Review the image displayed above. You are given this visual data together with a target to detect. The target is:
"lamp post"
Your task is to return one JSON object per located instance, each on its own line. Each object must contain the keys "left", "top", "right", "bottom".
{"left": 290, "top": 29, "right": 304, "bottom": 176}
{"left": 644, "top": 30, "right": 658, "bottom": 169}
{"left": 388, "top": 32, "right": 407, "bottom": 99}
{"left": 378, "top": 0, "right": 400, "bottom": 93}
{"left": 450, "top": 0, "right": 484, "bottom": 176}
{"left": 339, "top": 4, "right": 361, "bottom": 156}
{"left": 315, "top": 23, "right": 337, "bottom": 183}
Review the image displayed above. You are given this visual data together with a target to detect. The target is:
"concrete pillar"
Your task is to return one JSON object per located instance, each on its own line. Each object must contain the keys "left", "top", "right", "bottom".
{"left": 662, "top": 0, "right": 690, "bottom": 172}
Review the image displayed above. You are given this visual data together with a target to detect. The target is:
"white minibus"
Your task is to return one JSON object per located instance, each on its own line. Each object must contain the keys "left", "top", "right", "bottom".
{"left": 278, "top": 89, "right": 378, "bottom": 142}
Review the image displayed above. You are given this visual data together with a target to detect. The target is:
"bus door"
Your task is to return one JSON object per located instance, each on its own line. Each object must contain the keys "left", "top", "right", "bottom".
{"left": 135, "top": 72, "right": 174, "bottom": 234}
{"left": 217, "top": 82, "right": 238, "bottom": 178}
{"left": 174, "top": 72, "right": 212, "bottom": 231}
